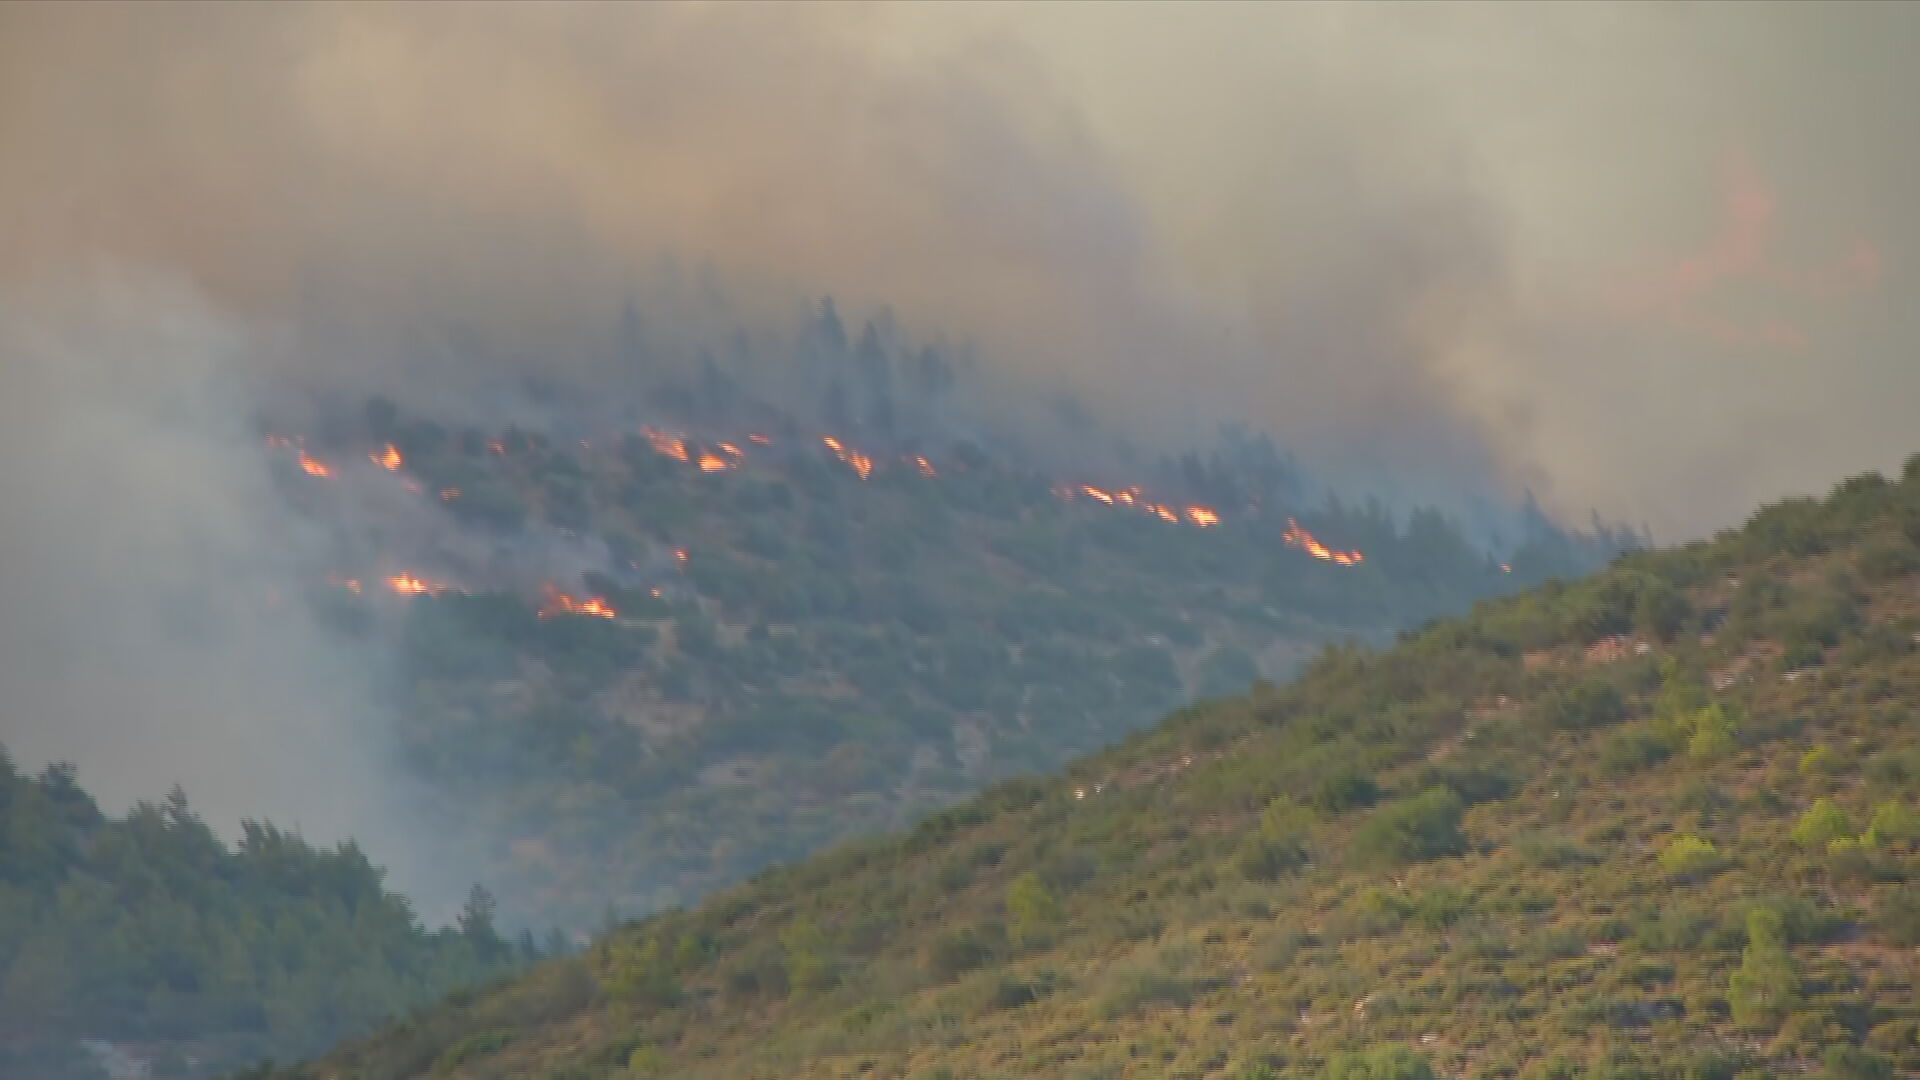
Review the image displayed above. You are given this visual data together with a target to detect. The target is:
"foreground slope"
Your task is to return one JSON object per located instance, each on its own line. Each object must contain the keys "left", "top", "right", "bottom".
{"left": 268, "top": 460, "right": 1920, "bottom": 1080}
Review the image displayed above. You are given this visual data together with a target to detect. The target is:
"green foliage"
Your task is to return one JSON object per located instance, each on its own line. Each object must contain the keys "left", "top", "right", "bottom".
{"left": 1820, "top": 1043, "right": 1894, "bottom": 1080}
{"left": 1543, "top": 679, "right": 1628, "bottom": 732}
{"left": 601, "top": 935, "right": 680, "bottom": 1007}
{"left": 1659, "top": 835, "right": 1728, "bottom": 882}
{"left": 1350, "top": 788, "right": 1467, "bottom": 866}
{"left": 1687, "top": 704, "right": 1741, "bottom": 760}
{"left": 1861, "top": 799, "right": 1919, "bottom": 848}
{"left": 0, "top": 759, "right": 529, "bottom": 1075}
{"left": 1312, "top": 765, "right": 1381, "bottom": 816}
{"left": 1005, "top": 871, "right": 1063, "bottom": 949}
{"left": 1728, "top": 907, "right": 1800, "bottom": 1030}
{"left": 1320, "top": 1045, "right": 1437, "bottom": 1080}
{"left": 780, "top": 916, "right": 837, "bottom": 996}
{"left": 1792, "top": 799, "right": 1855, "bottom": 850}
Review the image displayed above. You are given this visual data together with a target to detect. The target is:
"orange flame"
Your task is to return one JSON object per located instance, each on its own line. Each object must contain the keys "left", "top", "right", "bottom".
{"left": 718, "top": 443, "right": 744, "bottom": 458}
{"left": 675, "top": 550, "right": 688, "bottom": 564}
{"left": 697, "top": 451, "right": 732, "bottom": 473}
{"left": 1185, "top": 507, "right": 1220, "bottom": 527}
{"left": 913, "top": 455, "right": 936, "bottom": 477}
{"left": 371, "top": 443, "right": 403, "bottom": 471}
{"left": 1282, "top": 518, "right": 1364, "bottom": 567}
{"left": 1500, "top": 563, "right": 1512, "bottom": 574}
{"left": 386, "top": 574, "right": 451, "bottom": 596}
{"left": 298, "top": 452, "right": 333, "bottom": 479}
{"left": 1081, "top": 485, "right": 1115, "bottom": 505}
{"left": 821, "top": 436, "right": 874, "bottom": 479}
{"left": 642, "top": 427, "right": 690, "bottom": 464}
{"left": 537, "top": 585, "right": 617, "bottom": 619}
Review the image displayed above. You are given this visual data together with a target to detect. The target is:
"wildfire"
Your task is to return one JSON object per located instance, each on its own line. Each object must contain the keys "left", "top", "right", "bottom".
{"left": 913, "top": 455, "right": 937, "bottom": 477}
{"left": 1185, "top": 507, "right": 1221, "bottom": 527}
{"left": 299, "top": 453, "right": 333, "bottom": 479}
{"left": 537, "top": 585, "right": 617, "bottom": 619}
{"left": 697, "top": 451, "right": 732, "bottom": 473}
{"left": 675, "top": 550, "right": 688, "bottom": 564}
{"left": 371, "top": 443, "right": 403, "bottom": 471}
{"left": 1500, "top": 563, "right": 1513, "bottom": 575}
{"left": 1081, "top": 485, "right": 1115, "bottom": 505}
{"left": 386, "top": 574, "right": 453, "bottom": 596}
{"left": 821, "top": 436, "right": 874, "bottom": 479}
{"left": 1282, "top": 518, "right": 1364, "bottom": 567}
{"left": 487, "top": 438, "right": 505, "bottom": 455}
{"left": 642, "top": 427, "right": 691, "bottom": 464}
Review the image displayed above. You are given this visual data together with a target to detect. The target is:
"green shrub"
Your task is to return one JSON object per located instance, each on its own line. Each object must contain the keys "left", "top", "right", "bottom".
{"left": 1006, "top": 871, "right": 1063, "bottom": 949}
{"left": 1856, "top": 540, "right": 1919, "bottom": 582}
{"left": 1876, "top": 887, "right": 1920, "bottom": 946}
{"left": 1350, "top": 788, "right": 1468, "bottom": 866}
{"left": 1792, "top": 799, "right": 1855, "bottom": 850}
{"left": 1862, "top": 799, "right": 1919, "bottom": 849}
{"left": 1543, "top": 679, "right": 1628, "bottom": 732}
{"left": 1728, "top": 907, "right": 1800, "bottom": 1031}
{"left": 1312, "top": 765, "right": 1381, "bottom": 816}
{"left": 1320, "top": 1045, "right": 1437, "bottom": 1080}
{"left": 1687, "top": 704, "right": 1741, "bottom": 759}
{"left": 1659, "top": 835, "right": 1728, "bottom": 882}
{"left": 1820, "top": 1044, "right": 1894, "bottom": 1080}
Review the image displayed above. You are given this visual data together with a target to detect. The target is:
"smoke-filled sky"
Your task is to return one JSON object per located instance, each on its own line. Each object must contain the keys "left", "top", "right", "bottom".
{"left": 1, "top": 1, "right": 1916, "bottom": 877}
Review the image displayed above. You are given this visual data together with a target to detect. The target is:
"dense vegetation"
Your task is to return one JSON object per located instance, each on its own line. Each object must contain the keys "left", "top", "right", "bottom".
{"left": 0, "top": 757, "right": 543, "bottom": 1079}
{"left": 265, "top": 453, "right": 1920, "bottom": 1080}
{"left": 292, "top": 363, "right": 1623, "bottom": 929}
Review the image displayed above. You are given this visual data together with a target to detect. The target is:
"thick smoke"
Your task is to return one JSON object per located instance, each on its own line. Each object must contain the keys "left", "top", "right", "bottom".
{"left": 2, "top": 1, "right": 1916, "bottom": 911}
{"left": 0, "top": 269, "right": 475, "bottom": 912}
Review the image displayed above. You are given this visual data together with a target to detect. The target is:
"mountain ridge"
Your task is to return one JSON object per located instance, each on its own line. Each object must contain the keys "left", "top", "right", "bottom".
{"left": 253, "top": 454, "right": 1920, "bottom": 1080}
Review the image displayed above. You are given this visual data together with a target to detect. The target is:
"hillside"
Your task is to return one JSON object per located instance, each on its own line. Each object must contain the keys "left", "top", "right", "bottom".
{"left": 0, "top": 757, "right": 540, "bottom": 1080}
{"left": 264, "top": 455, "right": 1920, "bottom": 1080}
{"left": 278, "top": 380, "right": 1621, "bottom": 928}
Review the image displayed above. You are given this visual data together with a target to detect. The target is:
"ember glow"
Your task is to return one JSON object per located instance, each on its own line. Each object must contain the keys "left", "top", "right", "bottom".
{"left": 642, "top": 428, "right": 690, "bottom": 464}
{"left": 298, "top": 453, "right": 333, "bottom": 479}
{"left": 821, "top": 436, "right": 874, "bottom": 479}
{"left": 697, "top": 451, "right": 732, "bottom": 473}
{"left": 537, "top": 586, "right": 617, "bottom": 619}
{"left": 371, "top": 443, "right": 403, "bottom": 471}
{"left": 1282, "top": 518, "right": 1364, "bottom": 567}
{"left": 386, "top": 574, "right": 453, "bottom": 596}
{"left": 913, "top": 455, "right": 937, "bottom": 477}
{"left": 1185, "top": 507, "right": 1221, "bottom": 527}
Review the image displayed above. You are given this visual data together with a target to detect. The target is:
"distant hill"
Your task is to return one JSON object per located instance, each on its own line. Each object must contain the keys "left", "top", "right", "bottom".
{"left": 0, "top": 757, "right": 538, "bottom": 1080}
{"left": 277, "top": 385, "right": 1624, "bottom": 929}
{"left": 265, "top": 454, "right": 1920, "bottom": 1080}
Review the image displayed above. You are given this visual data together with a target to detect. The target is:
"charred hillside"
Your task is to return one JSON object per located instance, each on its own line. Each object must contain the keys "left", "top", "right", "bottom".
{"left": 271, "top": 370, "right": 1622, "bottom": 930}
{"left": 264, "top": 455, "right": 1920, "bottom": 1080}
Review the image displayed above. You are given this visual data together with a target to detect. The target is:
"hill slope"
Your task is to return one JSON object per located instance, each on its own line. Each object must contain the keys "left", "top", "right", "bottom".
{"left": 267, "top": 455, "right": 1920, "bottom": 1080}
{"left": 282, "top": 393, "right": 1620, "bottom": 928}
